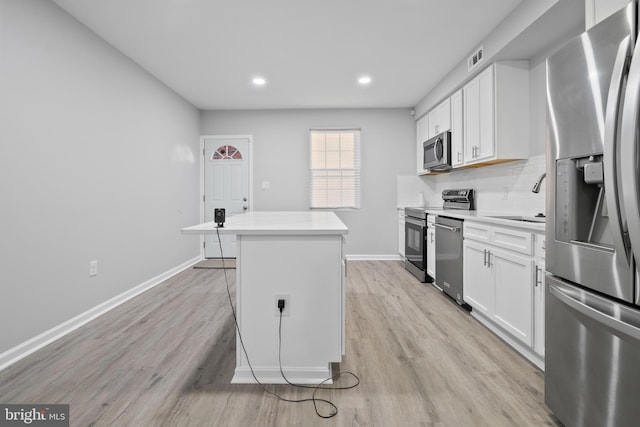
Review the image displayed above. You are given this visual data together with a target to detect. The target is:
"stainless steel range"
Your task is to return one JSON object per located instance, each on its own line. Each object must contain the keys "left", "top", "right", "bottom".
{"left": 404, "top": 189, "right": 474, "bottom": 283}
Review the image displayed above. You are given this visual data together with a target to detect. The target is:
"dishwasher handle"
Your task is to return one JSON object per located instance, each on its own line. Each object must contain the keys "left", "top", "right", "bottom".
{"left": 434, "top": 223, "right": 460, "bottom": 232}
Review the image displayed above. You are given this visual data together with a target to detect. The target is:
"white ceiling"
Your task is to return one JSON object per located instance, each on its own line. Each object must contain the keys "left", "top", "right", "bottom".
{"left": 51, "top": 0, "right": 523, "bottom": 110}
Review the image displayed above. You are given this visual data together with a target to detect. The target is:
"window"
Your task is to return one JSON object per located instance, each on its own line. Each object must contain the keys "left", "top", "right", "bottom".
{"left": 211, "top": 145, "right": 243, "bottom": 160}
{"left": 309, "top": 129, "right": 361, "bottom": 209}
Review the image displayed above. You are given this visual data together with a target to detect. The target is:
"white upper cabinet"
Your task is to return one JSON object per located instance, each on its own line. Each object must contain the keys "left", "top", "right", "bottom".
{"left": 463, "top": 62, "right": 529, "bottom": 167}
{"left": 427, "top": 97, "right": 451, "bottom": 139}
{"left": 450, "top": 89, "right": 464, "bottom": 168}
{"left": 416, "top": 114, "right": 429, "bottom": 174}
{"left": 416, "top": 96, "right": 452, "bottom": 175}
{"left": 585, "top": 0, "right": 629, "bottom": 29}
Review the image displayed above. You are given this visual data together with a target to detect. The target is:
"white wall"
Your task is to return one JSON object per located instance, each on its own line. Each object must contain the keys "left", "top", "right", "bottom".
{"left": 200, "top": 109, "right": 415, "bottom": 257}
{"left": 0, "top": 0, "right": 201, "bottom": 353}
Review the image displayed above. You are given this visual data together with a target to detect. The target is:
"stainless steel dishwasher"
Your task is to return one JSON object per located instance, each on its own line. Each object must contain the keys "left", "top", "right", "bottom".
{"left": 434, "top": 216, "right": 465, "bottom": 305}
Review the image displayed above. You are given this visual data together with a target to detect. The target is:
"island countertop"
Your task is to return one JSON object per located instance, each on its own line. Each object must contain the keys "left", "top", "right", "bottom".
{"left": 181, "top": 211, "right": 349, "bottom": 236}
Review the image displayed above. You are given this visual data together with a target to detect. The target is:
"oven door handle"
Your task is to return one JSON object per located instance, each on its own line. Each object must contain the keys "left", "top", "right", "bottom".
{"left": 434, "top": 223, "right": 460, "bottom": 232}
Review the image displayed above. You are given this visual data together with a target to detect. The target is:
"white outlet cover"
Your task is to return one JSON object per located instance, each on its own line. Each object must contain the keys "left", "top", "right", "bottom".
{"left": 261, "top": 181, "right": 271, "bottom": 190}
{"left": 274, "top": 294, "right": 290, "bottom": 317}
{"left": 89, "top": 260, "right": 98, "bottom": 277}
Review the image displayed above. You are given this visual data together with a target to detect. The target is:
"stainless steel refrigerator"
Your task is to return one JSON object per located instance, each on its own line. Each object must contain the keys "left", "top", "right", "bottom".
{"left": 545, "top": 2, "right": 640, "bottom": 426}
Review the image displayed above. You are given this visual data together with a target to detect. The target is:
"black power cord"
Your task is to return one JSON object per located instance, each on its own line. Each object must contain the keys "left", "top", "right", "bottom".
{"left": 277, "top": 304, "right": 360, "bottom": 418}
{"left": 214, "top": 227, "right": 360, "bottom": 418}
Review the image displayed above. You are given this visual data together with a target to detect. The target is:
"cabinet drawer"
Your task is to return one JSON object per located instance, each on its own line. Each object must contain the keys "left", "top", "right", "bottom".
{"left": 492, "top": 227, "right": 533, "bottom": 256}
{"left": 464, "top": 222, "right": 491, "bottom": 242}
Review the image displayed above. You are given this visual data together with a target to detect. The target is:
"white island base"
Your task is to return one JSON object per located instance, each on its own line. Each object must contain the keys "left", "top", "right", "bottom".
{"left": 182, "top": 212, "right": 347, "bottom": 384}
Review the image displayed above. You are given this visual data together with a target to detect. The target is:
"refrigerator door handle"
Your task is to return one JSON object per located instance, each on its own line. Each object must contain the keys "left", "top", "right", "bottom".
{"left": 604, "top": 35, "right": 631, "bottom": 265}
{"left": 549, "top": 283, "right": 640, "bottom": 341}
{"left": 621, "top": 32, "right": 640, "bottom": 302}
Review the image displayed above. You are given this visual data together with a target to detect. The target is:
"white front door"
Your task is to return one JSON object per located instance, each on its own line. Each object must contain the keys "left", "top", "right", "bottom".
{"left": 203, "top": 136, "right": 251, "bottom": 258}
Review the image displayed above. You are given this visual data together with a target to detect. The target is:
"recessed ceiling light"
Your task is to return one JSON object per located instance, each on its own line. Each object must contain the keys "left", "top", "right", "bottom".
{"left": 252, "top": 76, "right": 266, "bottom": 86}
{"left": 358, "top": 75, "right": 372, "bottom": 86}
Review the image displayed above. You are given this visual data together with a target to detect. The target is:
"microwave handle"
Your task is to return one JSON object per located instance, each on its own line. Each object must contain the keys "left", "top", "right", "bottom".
{"left": 433, "top": 137, "right": 442, "bottom": 161}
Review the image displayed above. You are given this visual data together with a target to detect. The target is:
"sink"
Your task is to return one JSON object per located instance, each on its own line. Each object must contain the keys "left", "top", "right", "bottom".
{"left": 488, "top": 215, "right": 546, "bottom": 223}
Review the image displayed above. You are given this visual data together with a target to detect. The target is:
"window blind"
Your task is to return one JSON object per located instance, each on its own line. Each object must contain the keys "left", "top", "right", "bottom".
{"left": 309, "top": 129, "right": 361, "bottom": 209}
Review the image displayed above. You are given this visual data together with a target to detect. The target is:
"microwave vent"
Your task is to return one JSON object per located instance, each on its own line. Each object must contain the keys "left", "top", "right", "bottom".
{"left": 467, "top": 45, "right": 484, "bottom": 72}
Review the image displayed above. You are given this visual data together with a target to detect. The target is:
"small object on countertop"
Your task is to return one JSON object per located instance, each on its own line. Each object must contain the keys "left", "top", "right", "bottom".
{"left": 535, "top": 213, "right": 545, "bottom": 218}
{"left": 214, "top": 208, "right": 225, "bottom": 227}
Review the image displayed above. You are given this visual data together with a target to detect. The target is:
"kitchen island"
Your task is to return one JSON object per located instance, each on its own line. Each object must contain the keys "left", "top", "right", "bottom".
{"left": 182, "top": 211, "right": 348, "bottom": 384}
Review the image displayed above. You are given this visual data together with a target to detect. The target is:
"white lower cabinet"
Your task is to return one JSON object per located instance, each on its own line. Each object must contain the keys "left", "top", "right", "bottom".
{"left": 533, "top": 261, "right": 545, "bottom": 357}
{"left": 463, "top": 240, "right": 494, "bottom": 315}
{"left": 492, "top": 247, "right": 533, "bottom": 346}
{"left": 533, "top": 232, "right": 546, "bottom": 358}
{"left": 463, "top": 221, "right": 543, "bottom": 369}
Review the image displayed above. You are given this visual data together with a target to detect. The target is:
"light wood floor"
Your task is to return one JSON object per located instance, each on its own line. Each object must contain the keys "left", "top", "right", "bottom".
{"left": 0, "top": 261, "right": 561, "bottom": 426}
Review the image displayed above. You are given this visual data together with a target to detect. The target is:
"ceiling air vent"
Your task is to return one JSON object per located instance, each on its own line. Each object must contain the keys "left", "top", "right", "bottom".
{"left": 467, "top": 45, "right": 485, "bottom": 72}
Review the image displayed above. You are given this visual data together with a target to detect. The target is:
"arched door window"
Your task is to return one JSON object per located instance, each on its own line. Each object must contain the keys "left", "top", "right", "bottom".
{"left": 211, "top": 145, "right": 243, "bottom": 160}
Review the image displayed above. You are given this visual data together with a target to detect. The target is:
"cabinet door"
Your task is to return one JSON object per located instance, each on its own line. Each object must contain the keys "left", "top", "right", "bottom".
{"left": 416, "top": 115, "right": 429, "bottom": 173}
{"left": 492, "top": 247, "right": 533, "bottom": 346}
{"left": 463, "top": 76, "right": 480, "bottom": 163}
{"left": 534, "top": 261, "right": 545, "bottom": 357}
{"left": 450, "top": 89, "right": 464, "bottom": 167}
{"left": 587, "top": 0, "right": 630, "bottom": 29}
{"left": 427, "top": 109, "right": 438, "bottom": 139}
{"left": 463, "top": 240, "right": 493, "bottom": 315}
{"left": 476, "top": 65, "right": 495, "bottom": 161}
{"left": 426, "top": 227, "right": 436, "bottom": 279}
{"left": 437, "top": 97, "right": 451, "bottom": 134}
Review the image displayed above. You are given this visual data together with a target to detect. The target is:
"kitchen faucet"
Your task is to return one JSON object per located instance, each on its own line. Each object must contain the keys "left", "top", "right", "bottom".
{"left": 532, "top": 172, "right": 546, "bottom": 193}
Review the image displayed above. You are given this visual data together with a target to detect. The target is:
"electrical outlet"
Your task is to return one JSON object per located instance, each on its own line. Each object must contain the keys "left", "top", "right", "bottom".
{"left": 89, "top": 260, "right": 98, "bottom": 277}
{"left": 274, "top": 294, "right": 290, "bottom": 317}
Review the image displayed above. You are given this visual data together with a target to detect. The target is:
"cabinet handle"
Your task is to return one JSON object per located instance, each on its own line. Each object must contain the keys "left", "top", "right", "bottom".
{"left": 535, "top": 265, "right": 543, "bottom": 287}
{"left": 487, "top": 250, "right": 493, "bottom": 267}
{"left": 344, "top": 256, "right": 347, "bottom": 277}
{"left": 483, "top": 249, "right": 487, "bottom": 266}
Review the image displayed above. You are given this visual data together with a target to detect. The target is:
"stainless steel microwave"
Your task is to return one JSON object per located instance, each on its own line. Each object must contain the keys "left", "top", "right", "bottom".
{"left": 423, "top": 131, "right": 452, "bottom": 171}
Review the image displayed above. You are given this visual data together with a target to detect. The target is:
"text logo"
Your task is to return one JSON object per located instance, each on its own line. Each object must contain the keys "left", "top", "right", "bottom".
{"left": 0, "top": 405, "right": 68, "bottom": 427}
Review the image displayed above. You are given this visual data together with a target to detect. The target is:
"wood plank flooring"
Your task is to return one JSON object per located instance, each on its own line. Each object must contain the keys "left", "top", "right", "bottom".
{"left": 0, "top": 261, "right": 561, "bottom": 426}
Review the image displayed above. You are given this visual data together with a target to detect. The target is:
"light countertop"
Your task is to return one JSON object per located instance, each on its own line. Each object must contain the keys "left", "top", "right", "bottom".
{"left": 423, "top": 209, "right": 545, "bottom": 232}
{"left": 181, "top": 211, "right": 349, "bottom": 236}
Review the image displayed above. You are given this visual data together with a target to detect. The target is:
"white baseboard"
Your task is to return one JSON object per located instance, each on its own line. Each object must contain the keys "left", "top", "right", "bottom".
{"left": 345, "top": 254, "right": 403, "bottom": 261}
{"left": 0, "top": 255, "right": 202, "bottom": 373}
{"left": 231, "top": 365, "right": 333, "bottom": 384}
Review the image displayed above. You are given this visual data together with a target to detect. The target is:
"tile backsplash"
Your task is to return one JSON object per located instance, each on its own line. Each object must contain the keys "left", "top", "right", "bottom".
{"left": 398, "top": 154, "right": 546, "bottom": 216}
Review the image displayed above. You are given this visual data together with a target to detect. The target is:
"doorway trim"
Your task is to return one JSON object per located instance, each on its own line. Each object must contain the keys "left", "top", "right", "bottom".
{"left": 199, "top": 134, "right": 254, "bottom": 258}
